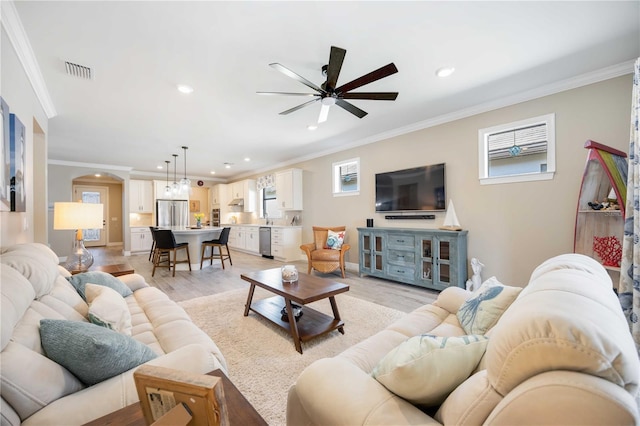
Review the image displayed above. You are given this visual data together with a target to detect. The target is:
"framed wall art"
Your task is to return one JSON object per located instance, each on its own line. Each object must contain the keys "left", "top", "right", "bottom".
{"left": 9, "top": 112, "right": 26, "bottom": 212}
{"left": 0, "top": 97, "right": 10, "bottom": 212}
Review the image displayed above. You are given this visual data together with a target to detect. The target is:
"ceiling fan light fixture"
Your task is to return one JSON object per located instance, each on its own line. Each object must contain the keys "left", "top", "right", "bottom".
{"left": 435, "top": 66, "right": 455, "bottom": 78}
{"left": 321, "top": 97, "right": 336, "bottom": 106}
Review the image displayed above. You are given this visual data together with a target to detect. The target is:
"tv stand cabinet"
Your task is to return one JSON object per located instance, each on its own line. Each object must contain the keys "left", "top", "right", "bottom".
{"left": 357, "top": 227, "right": 468, "bottom": 291}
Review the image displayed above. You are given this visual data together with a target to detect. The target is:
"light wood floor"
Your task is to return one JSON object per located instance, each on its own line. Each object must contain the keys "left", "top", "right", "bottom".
{"left": 91, "top": 245, "right": 439, "bottom": 313}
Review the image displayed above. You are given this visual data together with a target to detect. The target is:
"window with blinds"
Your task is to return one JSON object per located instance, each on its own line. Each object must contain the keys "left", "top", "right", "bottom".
{"left": 478, "top": 113, "right": 555, "bottom": 185}
{"left": 333, "top": 158, "right": 360, "bottom": 196}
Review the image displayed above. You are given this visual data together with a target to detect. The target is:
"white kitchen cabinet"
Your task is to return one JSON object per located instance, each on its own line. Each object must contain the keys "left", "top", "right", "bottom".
{"left": 131, "top": 227, "right": 153, "bottom": 253}
{"left": 228, "top": 226, "right": 246, "bottom": 250}
{"left": 245, "top": 227, "right": 260, "bottom": 253}
{"left": 130, "top": 180, "right": 154, "bottom": 213}
{"left": 275, "top": 169, "right": 303, "bottom": 211}
{"left": 210, "top": 184, "right": 227, "bottom": 208}
{"left": 229, "top": 180, "right": 256, "bottom": 213}
{"left": 271, "top": 227, "right": 302, "bottom": 262}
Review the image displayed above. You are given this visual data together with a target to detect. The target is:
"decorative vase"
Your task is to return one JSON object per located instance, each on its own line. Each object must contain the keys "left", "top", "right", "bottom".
{"left": 196, "top": 220, "right": 201, "bottom": 228}
{"left": 281, "top": 265, "right": 298, "bottom": 283}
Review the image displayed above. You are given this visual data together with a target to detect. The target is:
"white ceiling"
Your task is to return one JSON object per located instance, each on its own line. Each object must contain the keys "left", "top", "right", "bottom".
{"left": 10, "top": 1, "right": 640, "bottom": 181}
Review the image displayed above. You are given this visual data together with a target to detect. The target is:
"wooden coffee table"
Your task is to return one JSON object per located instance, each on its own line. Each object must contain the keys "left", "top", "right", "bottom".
{"left": 83, "top": 369, "right": 266, "bottom": 425}
{"left": 95, "top": 263, "right": 135, "bottom": 277}
{"left": 241, "top": 268, "right": 350, "bottom": 354}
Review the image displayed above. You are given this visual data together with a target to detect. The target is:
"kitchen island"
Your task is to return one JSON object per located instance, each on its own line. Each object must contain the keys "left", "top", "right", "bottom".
{"left": 159, "top": 226, "right": 222, "bottom": 268}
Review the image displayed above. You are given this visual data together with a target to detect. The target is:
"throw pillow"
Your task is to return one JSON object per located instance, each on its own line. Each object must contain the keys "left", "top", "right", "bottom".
{"left": 457, "top": 276, "right": 522, "bottom": 335}
{"left": 85, "top": 283, "right": 133, "bottom": 335}
{"left": 325, "top": 230, "right": 345, "bottom": 250}
{"left": 66, "top": 271, "right": 133, "bottom": 301}
{"left": 40, "top": 319, "right": 156, "bottom": 385}
{"left": 372, "top": 334, "right": 489, "bottom": 406}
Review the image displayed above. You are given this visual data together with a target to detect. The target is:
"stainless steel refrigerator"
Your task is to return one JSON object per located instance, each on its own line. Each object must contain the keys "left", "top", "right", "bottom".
{"left": 156, "top": 200, "right": 189, "bottom": 227}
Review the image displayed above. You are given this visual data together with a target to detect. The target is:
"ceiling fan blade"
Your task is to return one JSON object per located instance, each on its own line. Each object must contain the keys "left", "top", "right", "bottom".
{"left": 325, "top": 46, "right": 346, "bottom": 91}
{"left": 257, "top": 92, "right": 320, "bottom": 97}
{"left": 341, "top": 92, "right": 398, "bottom": 101}
{"left": 279, "top": 98, "right": 321, "bottom": 115}
{"left": 318, "top": 104, "right": 331, "bottom": 123}
{"left": 335, "top": 99, "right": 368, "bottom": 119}
{"left": 335, "top": 63, "right": 398, "bottom": 94}
{"left": 269, "top": 63, "right": 325, "bottom": 93}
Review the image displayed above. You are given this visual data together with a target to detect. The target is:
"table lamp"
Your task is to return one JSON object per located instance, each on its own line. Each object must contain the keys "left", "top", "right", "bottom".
{"left": 53, "top": 202, "right": 104, "bottom": 273}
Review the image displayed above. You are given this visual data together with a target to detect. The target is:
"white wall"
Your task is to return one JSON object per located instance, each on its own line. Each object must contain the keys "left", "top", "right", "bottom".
{"left": 247, "top": 75, "right": 632, "bottom": 286}
{"left": 0, "top": 26, "right": 48, "bottom": 247}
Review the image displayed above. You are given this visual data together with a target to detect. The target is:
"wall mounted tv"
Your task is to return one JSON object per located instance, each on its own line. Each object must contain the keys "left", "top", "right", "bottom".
{"left": 375, "top": 163, "right": 446, "bottom": 212}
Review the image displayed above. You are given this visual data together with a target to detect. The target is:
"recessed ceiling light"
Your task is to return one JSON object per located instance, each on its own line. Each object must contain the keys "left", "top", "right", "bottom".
{"left": 210, "top": 171, "right": 216, "bottom": 175}
{"left": 244, "top": 157, "right": 251, "bottom": 162}
{"left": 435, "top": 67, "right": 455, "bottom": 78}
{"left": 307, "top": 125, "right": 318, "bottom": 131}
{"left": 177, "top": 84, "right": 194, "bottom": 94}
{"left": 224, "top": 162, "right": 233, "bottom": 169}
{"left": 157, "top": 165, "right": 163, "bottom": 169}
{"left": 94, "top": 174, "right": 101, "bottom": 177}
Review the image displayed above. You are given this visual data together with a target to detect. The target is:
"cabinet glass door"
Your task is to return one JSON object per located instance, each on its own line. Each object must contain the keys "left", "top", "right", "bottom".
{"left": 421, "top": 239, "right": 433, "bottom": 282}
{"left": 437, "top": 239, "right": 451, "bottom": 284}
{"left": 362, "top": 235, "right": 371, "bottom": 269}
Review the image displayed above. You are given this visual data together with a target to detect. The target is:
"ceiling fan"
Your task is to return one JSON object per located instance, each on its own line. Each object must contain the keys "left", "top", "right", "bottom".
{"left": 258, "top": 46, "right": 398, "bottom": 123}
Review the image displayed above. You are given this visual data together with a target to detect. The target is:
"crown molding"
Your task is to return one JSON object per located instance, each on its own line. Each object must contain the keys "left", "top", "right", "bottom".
{"left": 2, "top": 1, "right": 57, "bottom": 118}
{"left": 48, "top": 159, "right": 133, "bottom": 172}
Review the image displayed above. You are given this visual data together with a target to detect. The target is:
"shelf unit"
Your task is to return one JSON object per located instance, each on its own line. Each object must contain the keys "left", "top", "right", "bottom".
{"left": 574, "top": 140, "right": 627, "bottom": 281}
{"left": 358, "top": 227, "right": 468, "bottom": 291}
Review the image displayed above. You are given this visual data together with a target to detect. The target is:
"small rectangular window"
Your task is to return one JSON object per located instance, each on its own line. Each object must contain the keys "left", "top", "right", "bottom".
{"left": 333, "top": 158, "right": 360, "bottom": 196}
{"left": 478, "top": 113, "right": 555, "bottom": 185}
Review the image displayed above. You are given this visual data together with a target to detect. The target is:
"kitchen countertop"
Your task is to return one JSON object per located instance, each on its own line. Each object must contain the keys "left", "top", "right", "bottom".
{"left": 220, "top": 224, "right": 302, "bottom": 228}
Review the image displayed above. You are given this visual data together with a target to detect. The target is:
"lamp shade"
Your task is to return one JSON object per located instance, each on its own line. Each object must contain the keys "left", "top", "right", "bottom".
{"left": 53, "top": 202, "right": 103, "bottom": 230}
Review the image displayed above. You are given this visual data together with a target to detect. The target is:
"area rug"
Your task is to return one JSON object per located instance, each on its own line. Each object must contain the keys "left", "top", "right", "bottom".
{"left": 179, "top": 288, "right": 406, "bottom": 426}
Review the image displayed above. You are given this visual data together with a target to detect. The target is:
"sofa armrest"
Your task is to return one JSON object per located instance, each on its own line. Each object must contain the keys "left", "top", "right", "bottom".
{"left": 433, "top": 286, "right": 471, "bottom": 314}
{"left": 287, "top": 358, "right": 435, "bottom": 426}
{"left": 299, "top": 243, "right": 315, "bottom": 257}
{"left": 22, "top": 344, "right": 225, "bottom": 426}
{"left": 118, "top": 273, "right": 149, "bottom": 292}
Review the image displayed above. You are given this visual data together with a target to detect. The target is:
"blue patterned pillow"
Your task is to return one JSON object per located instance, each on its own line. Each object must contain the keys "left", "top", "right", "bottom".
{"left": 457, "top": 277, "right": 522, "bottom": 334}
{"left": 40, "top": 319, "right": 156, "bottom": 385}
{"left": 67, "top": 271, "right": 133, "bottom": 301}
{"left": 325, "top": 230, "right": 345, "bottom": 250}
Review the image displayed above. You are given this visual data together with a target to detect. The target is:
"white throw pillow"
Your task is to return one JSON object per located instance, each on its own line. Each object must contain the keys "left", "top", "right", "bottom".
{"left": 85, "top": 283, "right": 132, "bottom": 335}
{"left": 457, "top": 276, "right": 522, "bottom": 335}
{"left": 372, "top": 334, "right": 488, "bottom": 406}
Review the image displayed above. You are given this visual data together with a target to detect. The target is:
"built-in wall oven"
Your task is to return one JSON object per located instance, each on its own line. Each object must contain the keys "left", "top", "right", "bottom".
{"left": 211, "top": 209, "right": 220, "bottom": 227}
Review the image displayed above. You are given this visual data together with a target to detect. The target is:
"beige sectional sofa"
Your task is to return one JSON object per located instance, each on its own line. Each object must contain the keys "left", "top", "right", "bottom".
{"left": 1, "top": 243, "right": 227, "bottom": 425}
{"left": 287, "top": 254, "right": 640, "bottom": 425}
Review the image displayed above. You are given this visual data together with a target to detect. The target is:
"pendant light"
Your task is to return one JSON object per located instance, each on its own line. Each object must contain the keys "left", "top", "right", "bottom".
{"left": 171, "top": 154, "right": 179, "bottom": 197}
{"left": 180, "top": 146, "right": 192, "bottom": 196}
{"left": 163, "top": 160, "right": 171, "bottom": 197}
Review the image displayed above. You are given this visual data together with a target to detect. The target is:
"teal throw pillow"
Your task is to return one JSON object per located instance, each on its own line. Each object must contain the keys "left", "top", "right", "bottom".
{"left": 66, "top": 271, "right": 133, "bottom": 301}
{"left": 40, "top": 319, "right": 156, "bottom": 385}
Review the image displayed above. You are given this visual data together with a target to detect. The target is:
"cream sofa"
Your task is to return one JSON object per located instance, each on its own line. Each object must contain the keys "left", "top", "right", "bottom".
{"left": 0, "top": 243, "right": 227, "bottom": 425}
{"left": 287, "top": 254, "right": 640, "bottom": 425}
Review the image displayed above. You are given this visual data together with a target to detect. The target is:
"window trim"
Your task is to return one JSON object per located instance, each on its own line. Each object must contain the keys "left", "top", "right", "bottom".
{"left": 478, "top": 113, "right": 555, "bottom": 185}
{"left": 332, "top": 157, "right": 360, "bottom": 197}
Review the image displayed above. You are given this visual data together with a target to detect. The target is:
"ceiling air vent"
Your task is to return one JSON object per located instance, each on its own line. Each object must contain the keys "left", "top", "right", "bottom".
{"left": 64, "top": 61, "right": 92, "bottom": 80}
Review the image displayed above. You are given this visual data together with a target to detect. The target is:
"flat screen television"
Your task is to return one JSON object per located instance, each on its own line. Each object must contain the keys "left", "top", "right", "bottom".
{"left": 375, "top": 163, "right": 446, "bottom": 212}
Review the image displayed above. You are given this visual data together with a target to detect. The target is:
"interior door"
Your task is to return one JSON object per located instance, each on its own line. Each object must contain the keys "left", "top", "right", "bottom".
{"left": 72, "top": 185, "right": 108, "bottom": 247}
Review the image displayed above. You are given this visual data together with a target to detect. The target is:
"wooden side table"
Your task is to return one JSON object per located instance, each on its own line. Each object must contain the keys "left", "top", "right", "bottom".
{"left": 83, "top": 369, "right": 266, "bottom": 425}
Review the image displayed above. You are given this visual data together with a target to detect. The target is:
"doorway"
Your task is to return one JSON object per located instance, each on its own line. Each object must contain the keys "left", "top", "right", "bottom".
{"left": 72, "top": 185, "right": 108, "bottom": 247}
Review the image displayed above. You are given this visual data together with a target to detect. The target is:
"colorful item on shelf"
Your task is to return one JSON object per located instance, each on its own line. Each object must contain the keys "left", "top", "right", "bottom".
{"left": 593, "top": 235, "right": 622, "bottom": 267}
